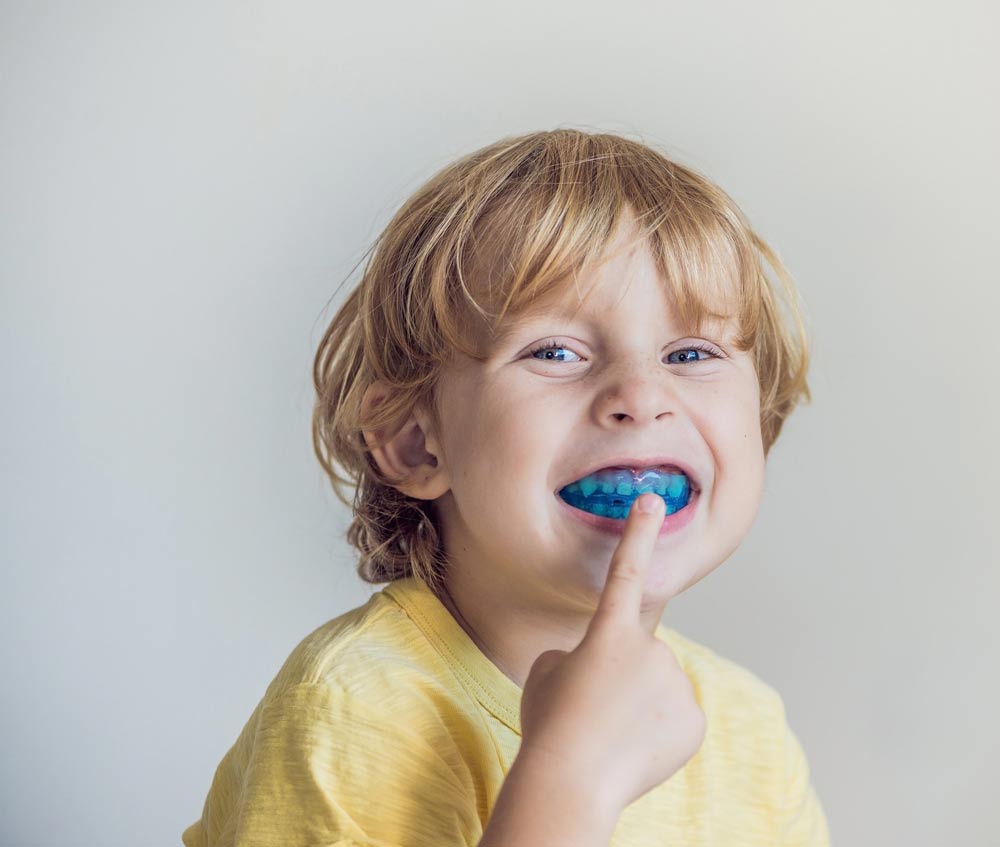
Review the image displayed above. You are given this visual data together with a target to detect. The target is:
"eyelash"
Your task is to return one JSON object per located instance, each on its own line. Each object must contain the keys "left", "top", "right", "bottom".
{"left": 525, "top": 338, "right": 725, "bottom": 364}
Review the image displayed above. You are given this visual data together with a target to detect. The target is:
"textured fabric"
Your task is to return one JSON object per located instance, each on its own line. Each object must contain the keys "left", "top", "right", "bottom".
{"left": 182, "top": 577, "right": 831, "bottom": 846}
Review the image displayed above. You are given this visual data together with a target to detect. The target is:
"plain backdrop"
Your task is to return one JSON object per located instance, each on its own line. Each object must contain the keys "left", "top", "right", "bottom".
{"left": 2, "top": 2, "right": 997, "bottom": 845}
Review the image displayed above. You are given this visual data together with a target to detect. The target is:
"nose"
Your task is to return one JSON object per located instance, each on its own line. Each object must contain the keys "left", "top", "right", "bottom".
{"left": 594, "top": 355, "right": 678, "bottom": 426}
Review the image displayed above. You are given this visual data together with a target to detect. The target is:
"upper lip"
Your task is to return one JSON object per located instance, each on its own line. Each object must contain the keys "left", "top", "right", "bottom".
{"left": 555, "top": 455, "right": 702, "bottom": 493}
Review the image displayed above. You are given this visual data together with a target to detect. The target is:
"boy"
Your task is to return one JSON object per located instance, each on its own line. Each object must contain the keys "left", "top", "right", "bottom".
{"left": 183, "top": 129, "right": 831, "bottom": 846}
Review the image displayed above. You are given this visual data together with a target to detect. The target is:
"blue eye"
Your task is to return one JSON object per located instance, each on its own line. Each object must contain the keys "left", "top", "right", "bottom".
{"left": 665, "top": 344, "right": 721, "bottom": 364}
{"left": 526, "top": 339, "right": 724, "bottom": 364}
{"left": 527, "top": 339, "right": 582, "bottom": 363}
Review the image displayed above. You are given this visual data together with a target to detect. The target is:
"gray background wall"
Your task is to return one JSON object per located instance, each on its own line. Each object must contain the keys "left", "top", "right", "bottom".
{"left": 2, "top": 2, "right": 997, "bottom": 845}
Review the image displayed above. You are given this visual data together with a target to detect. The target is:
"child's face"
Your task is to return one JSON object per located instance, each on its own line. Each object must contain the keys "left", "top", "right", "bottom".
{"left": 427, "top": 229, "right": 765, "bottom": 619}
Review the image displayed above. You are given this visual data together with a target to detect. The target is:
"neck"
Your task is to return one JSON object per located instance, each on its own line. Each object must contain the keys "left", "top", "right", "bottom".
{"left": 433, "top": 566, "right": 590, "bottom": 689}
{"left": 433, "top": 576, "right": 520, "bottom": 684}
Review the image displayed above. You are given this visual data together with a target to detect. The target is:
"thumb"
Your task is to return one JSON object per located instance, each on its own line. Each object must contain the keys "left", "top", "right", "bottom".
{"left": 527, "top": 648, "right": 568, "bottom": 679}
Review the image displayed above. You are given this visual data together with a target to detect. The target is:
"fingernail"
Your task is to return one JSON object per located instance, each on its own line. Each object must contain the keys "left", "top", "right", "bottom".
{"left": 637, "top": 493, "right": 662, "bottom": 514}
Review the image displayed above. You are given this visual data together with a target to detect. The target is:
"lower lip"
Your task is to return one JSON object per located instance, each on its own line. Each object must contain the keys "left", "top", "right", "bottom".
{"left": 556, "top": 488, "right": 700, "bottom": 537}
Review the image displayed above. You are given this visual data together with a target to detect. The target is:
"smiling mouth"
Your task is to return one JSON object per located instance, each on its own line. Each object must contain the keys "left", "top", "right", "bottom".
{"left": 557, "top": 467, "right": 693, "bottom": 520}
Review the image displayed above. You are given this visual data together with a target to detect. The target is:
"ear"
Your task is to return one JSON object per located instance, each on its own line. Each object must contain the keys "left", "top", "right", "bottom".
{"left": 359, "top": 381, "right": 450, "bottom": 500}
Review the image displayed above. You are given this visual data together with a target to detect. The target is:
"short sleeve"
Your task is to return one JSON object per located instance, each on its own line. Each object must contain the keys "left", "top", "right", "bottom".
{"left": 184, "top": 682, "right": 483, "bottom": 847}
{"left": 774, "top": 699, "right": 832, "bottom": 847}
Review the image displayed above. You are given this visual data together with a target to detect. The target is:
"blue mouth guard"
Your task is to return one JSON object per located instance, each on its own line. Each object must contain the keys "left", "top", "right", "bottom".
{"left": 559, "top": 468, "right": 692, "bottom": 520}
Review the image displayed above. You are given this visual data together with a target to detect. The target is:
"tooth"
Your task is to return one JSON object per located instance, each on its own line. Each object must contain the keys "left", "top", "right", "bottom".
{"left": 666, "top": 475, "right": 687, "bottom": 498}
{"left": 570, "top": 467, "right": 691, "bottom": 499}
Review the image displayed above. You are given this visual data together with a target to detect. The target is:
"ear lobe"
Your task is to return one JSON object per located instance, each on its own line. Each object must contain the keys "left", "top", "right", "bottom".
{"left": 360, "top": 382, "right": 449, "bottom": 500}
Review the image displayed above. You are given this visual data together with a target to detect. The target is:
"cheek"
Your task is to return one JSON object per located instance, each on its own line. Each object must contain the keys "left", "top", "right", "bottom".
{"left": 707, "top": 389, "right": 765, "bottom": 480}
{"left": 724, "top": 398, "right": 766, "bottom": 504}
{"left": 728, "top": 377, "right": 763, "bottom": 450}
{"left": 447, "top": 401, "right": 550, "bottom": 491}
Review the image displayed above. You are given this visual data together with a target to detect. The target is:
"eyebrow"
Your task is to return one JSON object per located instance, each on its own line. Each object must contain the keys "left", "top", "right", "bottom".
{"left": 489, "top": 306, "right": 585, "bottom": 348}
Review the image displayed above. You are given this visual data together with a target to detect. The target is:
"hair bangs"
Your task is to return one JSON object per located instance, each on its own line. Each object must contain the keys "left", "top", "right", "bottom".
{"left": 432, "top": 134, "right": 765, "bottom": 361}
{"left": 437, "top": 143, "right": 632, "bottom": 360}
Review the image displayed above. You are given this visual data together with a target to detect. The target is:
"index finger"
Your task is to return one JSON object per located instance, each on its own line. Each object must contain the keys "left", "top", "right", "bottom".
{"left": 588, "top": 492, "right": 666, "bottom": 636}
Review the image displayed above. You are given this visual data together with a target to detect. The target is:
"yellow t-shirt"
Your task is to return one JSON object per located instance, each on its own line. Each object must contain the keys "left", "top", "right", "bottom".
{"left": 182, "top": 577, "right": 831, "bottom": 846}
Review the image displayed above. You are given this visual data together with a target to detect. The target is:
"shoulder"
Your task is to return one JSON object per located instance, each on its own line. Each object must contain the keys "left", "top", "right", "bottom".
{"left": 260, "top": 588, "right": 451, "bottom": 699}
{"left": 658, "top": 625, "right": 786, "bottom": 721}
{"left": 257, "top": 588, "right": 479, "bottom": 747}
{"left": 658, "top": 627, "right": 832, "bottom": 844}
{"left": 188, "top": 591, "right": 487, "bottom": 846}
{"left": 657, "top": 624, "right": 790, "bottom": 773}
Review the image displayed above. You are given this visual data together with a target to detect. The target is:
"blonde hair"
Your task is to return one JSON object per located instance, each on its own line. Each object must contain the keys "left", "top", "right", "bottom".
{"left": 312, "top": 129, "right": 812, "bottom": 592}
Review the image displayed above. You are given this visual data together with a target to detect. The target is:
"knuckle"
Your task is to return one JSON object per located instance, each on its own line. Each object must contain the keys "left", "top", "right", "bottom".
{"left": 678, "top": 669, "right": 698, "bottom": 698}
{"left": 609, "top": 561, "right": 640, "bottom": 582}
{"left": 533, "top": 648, "right": 566, "bottom": 671}
{"left": 533, "top": 650, "right": 553, "bottom": 668}
{"left": 585, "top": 622, "right": 632, "bottom": 653}
{"left": 651, "top": 639, "right": 680, "bottom": 668}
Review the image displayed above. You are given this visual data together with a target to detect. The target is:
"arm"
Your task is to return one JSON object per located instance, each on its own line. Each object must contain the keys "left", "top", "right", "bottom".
{"left": 478, "top": 746, "right": 619, "bottom": 847}
{"left": 480, "top": 495, "right": 706, "bottom": 847}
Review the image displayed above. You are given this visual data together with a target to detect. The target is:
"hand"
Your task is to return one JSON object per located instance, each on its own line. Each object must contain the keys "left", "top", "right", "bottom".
{"left": 518, "top": 493, "right": 708, "bottom": 817}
